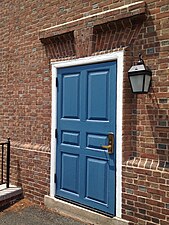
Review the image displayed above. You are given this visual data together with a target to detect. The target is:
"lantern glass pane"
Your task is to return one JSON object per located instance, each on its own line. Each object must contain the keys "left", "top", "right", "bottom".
{"left": 144, "top": 75, "right": 151, "bottom": 92}
{"left": 129, "top": 75, "right": 144, "bottom": 92}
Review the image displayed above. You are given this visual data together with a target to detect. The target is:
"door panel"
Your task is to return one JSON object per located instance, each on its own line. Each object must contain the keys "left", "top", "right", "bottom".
{"left": 62, "top": 73, "right": 80, "bottom": 119}
{"left": 62, "top": 131, "right": 80, "bottom": 146}
{"left": 87, "top": 134, "right": 107, "bottom": 150}
{"left": 86, "top": 158, "right": 108, "bottom": 204}
{"left": 61, "top": 153, "right": 79, "bottom": 195}
{"left": 56, "top": 61, "right": 117, "bottom": 215}
{"left": 87, "top": 71, "right": 109, "bottom": 120}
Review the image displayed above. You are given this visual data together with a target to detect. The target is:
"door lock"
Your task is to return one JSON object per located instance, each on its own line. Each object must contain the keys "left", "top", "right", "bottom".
{"left": 102, "top": 132, "right": 114, "bottom": 154}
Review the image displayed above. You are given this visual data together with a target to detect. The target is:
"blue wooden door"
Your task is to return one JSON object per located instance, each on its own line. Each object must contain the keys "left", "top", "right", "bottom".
{"left": 56, "top": 61, "right": 117, "bottom": 215}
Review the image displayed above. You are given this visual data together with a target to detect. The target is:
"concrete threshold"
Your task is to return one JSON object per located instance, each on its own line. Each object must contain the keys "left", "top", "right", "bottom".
{"left": 44, "top": 195, "right": 128, "bottom": 225}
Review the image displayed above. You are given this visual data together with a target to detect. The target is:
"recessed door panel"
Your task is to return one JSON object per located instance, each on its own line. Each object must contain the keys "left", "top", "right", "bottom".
{"left": 62, "top": 131, "right": 80, "bottom": 146}
{"left": 87, "top": 71, "right": 109, "bottom": 121}
{"left": 61, "top": 153, "right": 79, "bottom": 195}
{"left": 87, "top": 134, "right": 107, "bottom": 151}
{"left": 56, "top": 61, "right": 117, "bottom": 215}
{"left": 62, "top": 74, "right": 80, "bottom": 119}
{"left": 86, "top": 157, "right": 108, "bottom": 205}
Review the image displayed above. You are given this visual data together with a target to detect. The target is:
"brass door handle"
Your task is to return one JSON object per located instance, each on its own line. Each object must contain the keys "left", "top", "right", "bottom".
{"left": 102, "top": 133, "right": 114, "bottom": 154}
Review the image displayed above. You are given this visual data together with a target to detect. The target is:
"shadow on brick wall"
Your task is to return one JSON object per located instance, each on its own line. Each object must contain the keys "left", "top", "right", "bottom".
{"left": 125, "top": 10, "right": 169, "bottom": 166}
{"left": 16, "top": 160, "right": 22, "bottom": 187}
{"left": 146, "top": 90, "right": 169, "bottom": 168}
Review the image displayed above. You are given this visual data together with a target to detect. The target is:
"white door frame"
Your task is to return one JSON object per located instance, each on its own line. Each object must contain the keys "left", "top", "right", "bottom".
{"left": 50, "top": 51, "right": 124, "bottom": 218}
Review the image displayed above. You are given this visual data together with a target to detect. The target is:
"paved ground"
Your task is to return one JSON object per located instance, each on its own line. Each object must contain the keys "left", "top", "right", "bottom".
{"left": 0, "top": 199, "right": 89, "bottom": 225}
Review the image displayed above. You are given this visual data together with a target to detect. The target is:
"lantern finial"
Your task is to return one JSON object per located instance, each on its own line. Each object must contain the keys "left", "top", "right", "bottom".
{"left": 137, "top": 53, "right": 144, "bottom": 65}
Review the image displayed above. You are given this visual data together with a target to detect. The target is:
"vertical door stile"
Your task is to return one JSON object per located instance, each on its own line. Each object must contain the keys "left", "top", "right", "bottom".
{"left": 80, "top": 69, "right": 87, "bottom": 199}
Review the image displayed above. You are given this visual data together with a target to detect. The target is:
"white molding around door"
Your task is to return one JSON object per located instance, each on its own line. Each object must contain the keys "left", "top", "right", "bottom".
{"left": 50, "top": 51, "right": 124, "bottom": 218}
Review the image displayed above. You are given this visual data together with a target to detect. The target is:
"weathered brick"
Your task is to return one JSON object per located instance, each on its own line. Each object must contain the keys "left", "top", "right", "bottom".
{"left": 1, "top": 0, "right": 169, "bottom": 224}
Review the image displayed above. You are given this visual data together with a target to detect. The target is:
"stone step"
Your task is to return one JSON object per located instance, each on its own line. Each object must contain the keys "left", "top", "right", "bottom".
{"left": 45, "top": 195, "right": 128, "bottom": 225}
{"left": 0, "top": 184, "right": 23, "bottom": 210}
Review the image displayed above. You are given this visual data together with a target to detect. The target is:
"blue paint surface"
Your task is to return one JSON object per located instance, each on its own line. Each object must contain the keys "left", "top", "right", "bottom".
{"left": 56, "top": 61, "right": 117, "bottom": 215}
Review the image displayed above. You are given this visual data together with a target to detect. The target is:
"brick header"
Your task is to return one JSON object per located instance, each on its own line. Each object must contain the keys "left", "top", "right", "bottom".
{"left": 123, "top": 157, "right": 169, "bottom": 172}
{"left": 39, "top": 1, "right": 147, "bottom": 59}
{"left": 11, "top": 141, "right": 50, "bottom": 153}
{"left": 39, "top": 1, "right": 146, "bottom": 41}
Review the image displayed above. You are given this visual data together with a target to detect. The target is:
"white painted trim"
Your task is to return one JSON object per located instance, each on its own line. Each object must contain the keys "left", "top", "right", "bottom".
{"left": 51, "top": 51, "right": 124, "bottom": 218}
{"left": 50, "top": 65, "right": 57, "bottom": 197}
{"left": 115, "top": 51, "right": 123, "bottom": 218}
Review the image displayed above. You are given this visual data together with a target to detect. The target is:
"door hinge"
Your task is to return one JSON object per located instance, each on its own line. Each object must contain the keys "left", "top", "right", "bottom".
{"left": 54, "top": 173, "right": 56, "bottom": 183}
{"left": 55, "top": 129, "right": 58, "bottom": 138}
{"left": 56, "top": 78, "right": 58, "bottom": 87}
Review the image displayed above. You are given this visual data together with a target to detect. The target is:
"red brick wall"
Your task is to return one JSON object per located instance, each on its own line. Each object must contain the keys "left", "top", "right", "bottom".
{"left": 122, "top": 160, "right": 169, "bottom": 224}
{"left": 0, "top": 0, "right": 169, "bottom": 224}
{"left": 10, "top": 143, "right": 50, "bottom": 205}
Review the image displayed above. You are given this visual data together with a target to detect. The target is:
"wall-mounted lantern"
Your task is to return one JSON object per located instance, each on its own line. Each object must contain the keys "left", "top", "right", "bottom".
{"left": 128, "top": 54, "right": 152, "bottom": 94}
